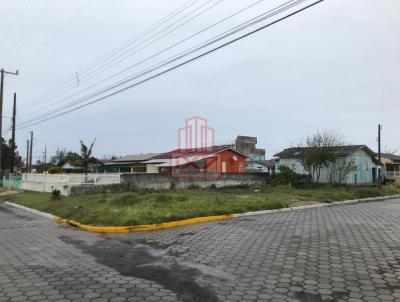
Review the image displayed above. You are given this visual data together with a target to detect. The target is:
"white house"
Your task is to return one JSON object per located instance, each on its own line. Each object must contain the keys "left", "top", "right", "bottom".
{"left": 274, "top": 145, "right": 383, "bottom": 184}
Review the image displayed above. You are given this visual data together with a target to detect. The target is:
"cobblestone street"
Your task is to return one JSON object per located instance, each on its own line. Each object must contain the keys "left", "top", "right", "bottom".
{"left": 1, "top": 199, "right": 400, "bottom": 301}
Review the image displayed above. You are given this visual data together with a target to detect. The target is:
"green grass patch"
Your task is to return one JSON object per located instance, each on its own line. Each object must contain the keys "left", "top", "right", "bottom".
{"left": 1, "top": 185, "right": 399, "bottom": 226}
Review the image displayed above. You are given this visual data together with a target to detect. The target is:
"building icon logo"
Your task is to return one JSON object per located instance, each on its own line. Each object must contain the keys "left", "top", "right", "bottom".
{"left": 178, "top": 116, "right": 215, "bottom": 149}
{"left": 169, "top": 116, "right": 220, "bottom": 180}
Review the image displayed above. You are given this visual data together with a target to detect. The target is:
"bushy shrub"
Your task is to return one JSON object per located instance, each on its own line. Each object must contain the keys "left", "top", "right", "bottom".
{"left": 48, "top": 167, "right": 61, "bottom": 174}
{"left": 51, "top": 189, "right": 62, "bottom": 200}
{"left": 269, "top": 165, "right": 311, "bottom": 188}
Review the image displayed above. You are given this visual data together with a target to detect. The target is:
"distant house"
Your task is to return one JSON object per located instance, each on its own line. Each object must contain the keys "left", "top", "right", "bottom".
{"left": 60, "top": 162, "right": 83, "bottom": 173}
{"left": 274, "top": 145, "right": 383, "bottom": 184}
{"left": 379, "top": 153, "right": 400, "bottom": 180}
{"left": 246, "top": 159, "right": 277, "bottom": 174}
{"left": 59, "top": 157, "right": 104, "bottom": 173}
{"left": 97, "top": 153, "right": 160, "bottom": 173}
{"left": 142, "top": 147, "right": 247, "bottom": 174}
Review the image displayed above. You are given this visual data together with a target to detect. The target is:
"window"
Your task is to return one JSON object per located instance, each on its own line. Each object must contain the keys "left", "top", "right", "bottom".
{"left": 239, "top": 163, "right": 243, "bottom": 168}
{"left": 349, "top": 159, "right": 358, "bottom": 171}
{"left": 362, "top": 160, "right": 369, "bottom": 171}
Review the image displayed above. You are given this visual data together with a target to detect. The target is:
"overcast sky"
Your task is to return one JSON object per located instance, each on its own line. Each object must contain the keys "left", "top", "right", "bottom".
{"left": 0, "top": 0, "right": 399, "bottom": 162}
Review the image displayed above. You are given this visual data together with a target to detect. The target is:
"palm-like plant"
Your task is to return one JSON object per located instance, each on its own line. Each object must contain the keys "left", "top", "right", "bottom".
{"left": 80, "top": 139, "right": 96, "bottom": 175}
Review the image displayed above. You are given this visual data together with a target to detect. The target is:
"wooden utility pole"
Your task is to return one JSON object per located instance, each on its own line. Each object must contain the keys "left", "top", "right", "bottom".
{"left": 10, "top": 93, "right": 16, "bottom": 174}
{"left": 29, "top": 131, "right": 33, "bottom": 172}
{"left": 0, "top": 68, "right": 18, "bottom": 176}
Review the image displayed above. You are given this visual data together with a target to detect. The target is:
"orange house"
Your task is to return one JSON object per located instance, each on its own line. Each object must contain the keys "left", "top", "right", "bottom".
{"left": 151, "top": 147, "right": 247, "bottom": 174}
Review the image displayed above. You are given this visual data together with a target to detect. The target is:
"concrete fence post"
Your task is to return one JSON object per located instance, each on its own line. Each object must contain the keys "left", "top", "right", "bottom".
{"left": 8, "top": 173, "right": 12, "bottom": 191}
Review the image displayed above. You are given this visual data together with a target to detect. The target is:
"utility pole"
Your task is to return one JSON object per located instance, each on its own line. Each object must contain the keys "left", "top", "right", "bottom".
{"left": 44, "top": 146, "right": 47, "bottom": 165}
{"left": 10, "top": 93, "right": 16, "bottom": 174}
{"left": 378, "top": 124, "right": 383, "bottom": 183}
{"left": 378, "top": 124, "right": 382, "bottom": 163}
{"left": 0, "top": 68, "right": 18, "bottom": 177}
{"left": 29, "top": 131, "right": 33, "bottom": 173}
{"left": 26, "top": 140, "right": 29, "bottom": 173}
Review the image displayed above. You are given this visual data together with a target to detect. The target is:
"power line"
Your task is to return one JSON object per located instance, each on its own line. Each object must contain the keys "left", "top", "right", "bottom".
{"left": 20, "top": 0, "right": 217, "bottom": 116}
{"left": 18, "top": 0, "right": 304, "bottom": 126}
{"left": 63, "top": 0, "right": 224, "bottom": 89}
{"left": 21, "top": 0, "right": 201, "bottom": 113}
{"left": 21, "top": 0, "right": 229, "bottom": 120}
{"left": 14, "top": 0, "right": 55, "bottom": 49}
{"left": 18, "top": 0, "right": 312, "bottom": 128}
{"left": 2, "top": 0, "right": 32, "bottom": 43}
{"left": 19, "top": 0, "right": 294, "bottom": 124}
{"left": 18, "top": 0, "right": 325, "bottom": 129}
{"left": 19, "top": 0, "right": 92, "bottom": 68}
{"left": 40, "top": 0, "right": 200, "bottom": 95}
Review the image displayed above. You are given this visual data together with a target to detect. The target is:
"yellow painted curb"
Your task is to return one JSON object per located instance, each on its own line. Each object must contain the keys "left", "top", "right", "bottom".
{"left": 53, "top": 214, "right": 235, "bottom": 233}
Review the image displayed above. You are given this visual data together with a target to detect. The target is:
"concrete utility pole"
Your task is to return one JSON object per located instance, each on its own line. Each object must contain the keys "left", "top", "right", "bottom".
{"left": 377, "top": 124, "right": 383, "bottom": 183}
{"left": 10, "top": 93, "right": 16, "bottom": 174}
{"left": 378, "top": 124, "right": 382, "bottom": 164}
{"left": 29, "top": 131, "right": 33, "bottom": 172}
{"left": 26, "top": 140, "right": 29, "bottom": 173}
{"left": 44, "top": 146, "right": 47, "bottom": 165}
{"left": 0, "top": 68, "right": 18, "bottom": 176}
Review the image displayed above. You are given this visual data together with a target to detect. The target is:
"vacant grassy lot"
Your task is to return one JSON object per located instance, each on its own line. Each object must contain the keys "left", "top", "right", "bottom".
{"left": 1, "top": 185, "right": 399, "bottom": 226}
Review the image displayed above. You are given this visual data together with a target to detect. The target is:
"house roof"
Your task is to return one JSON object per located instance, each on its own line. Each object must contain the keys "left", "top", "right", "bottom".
{"left": 155, "top": 155, "right": 217, "bottom": 167}
{"left": 111, "top": 153, "right": 161, "bottom": 163}
{"left": 148, "top": 147, "right": 247, "bottom": 168}
{"left": 274, "top": 145, "right": 372, "bottom": 158}
{"left": 156, "top": 147, "right": 247, "bottom": 159}
{"left": 379, "top": 153, "right": 400, "bottom": 161}
{"left": 252, "top": 159, "right": 277, "bottom": 168}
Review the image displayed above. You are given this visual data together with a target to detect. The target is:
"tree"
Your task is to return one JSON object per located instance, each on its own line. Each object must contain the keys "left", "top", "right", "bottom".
{"left": 327, "top": 160, "right": 353, "bottom": 184}
{"left": 1, "top": 138, "right": 23, "bottom": 173}
{"left": 65, "top": 151, "right": 82, "bottom": 166}
{"left": 80, "top": 139, "right": 96, "bottom": 175}
{"left": 50, "top": 148, "right": 67, "bottom": 165}
{"left": 298, "top": 131, "right": 345, "bottom": 184}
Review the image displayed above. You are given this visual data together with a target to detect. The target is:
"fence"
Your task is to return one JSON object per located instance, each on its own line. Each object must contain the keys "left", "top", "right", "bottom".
{"left": 3, "top": 172, "right": 267, "bottom": 196}
{"left": 387, "top": 171, "right": 400, "bottom": 178}
{"left": 70, "top": 172, "right": 267, "bottom": 195}
{"left": 3, "top": 173, "right": 121, "bottom": 196}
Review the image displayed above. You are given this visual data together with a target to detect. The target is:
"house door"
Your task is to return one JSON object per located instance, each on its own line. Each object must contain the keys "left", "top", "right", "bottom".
{"left": 372, "top": 167, "right": 376, "bottom": 183}
{"left": 222, "top": 161, "right": 227, "bottom": 173}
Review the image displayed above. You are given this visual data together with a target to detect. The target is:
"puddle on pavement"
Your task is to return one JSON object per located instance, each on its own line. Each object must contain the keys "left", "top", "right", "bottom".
{"left": 59, "top": 236, "right": 220, "bottom": 302}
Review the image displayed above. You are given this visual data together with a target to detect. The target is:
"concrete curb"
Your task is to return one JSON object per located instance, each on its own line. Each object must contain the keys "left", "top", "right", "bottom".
{"left": 4, "top": 201, "right": 54, "bottom": 220}
{"left": 4, "top": 194, "right": 400, "bottom": 233}
{"left": 234, "top": 194, "right": 400, "bottom": 217}
{"left": 4, "top": 201, "right": 234, "bottom": 233}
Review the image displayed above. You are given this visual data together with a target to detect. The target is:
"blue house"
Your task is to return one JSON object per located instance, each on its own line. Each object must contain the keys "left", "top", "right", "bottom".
{"left": 274, "top": 145, "right": 383, "bottom": 184}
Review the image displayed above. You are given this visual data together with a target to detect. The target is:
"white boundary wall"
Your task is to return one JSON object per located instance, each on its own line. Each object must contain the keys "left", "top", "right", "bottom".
{"left": 20, "top": 173, "right": 121, "bottom": 196}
